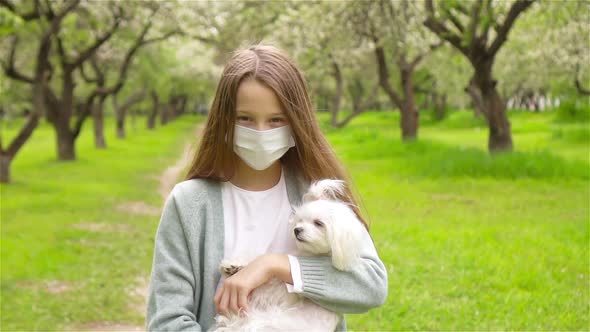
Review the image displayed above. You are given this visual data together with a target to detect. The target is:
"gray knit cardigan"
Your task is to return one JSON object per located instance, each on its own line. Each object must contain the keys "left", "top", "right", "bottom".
{"left": 145, "top": 163, "right": 388, "bottom": 331}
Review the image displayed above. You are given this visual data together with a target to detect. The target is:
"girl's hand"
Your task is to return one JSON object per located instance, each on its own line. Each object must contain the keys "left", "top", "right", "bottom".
{"left": 213, "top": 254, "right": 291, "bottom": 315}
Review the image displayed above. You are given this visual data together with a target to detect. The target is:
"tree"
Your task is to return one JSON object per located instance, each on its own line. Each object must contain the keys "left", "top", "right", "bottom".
{"left": 272, "top": 1, "right": 380, "bottom": 128}
{"left": 490, "top": 0, "right": 589, "bottom": 108}
{"left": 0, "top": 0, "right": 79, "bottom": 182}
{"left": 77, "top": 3, "right": 180, "bottom": 144}
{"left": 347, "top": 0, "right": 441, "bottom": 140}
{"left": 424, "top": 0, "right": 536, "bottom": 152}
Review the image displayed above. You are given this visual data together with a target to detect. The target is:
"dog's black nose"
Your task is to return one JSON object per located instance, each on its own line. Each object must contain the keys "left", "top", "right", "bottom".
{"left": 294, "top": 227, "right": 303, "bottom": 236}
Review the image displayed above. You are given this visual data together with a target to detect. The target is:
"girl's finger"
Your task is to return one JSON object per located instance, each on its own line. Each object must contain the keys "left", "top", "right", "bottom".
{"left": 238, "top": 289, "right": 249, "bottom": 313}
{"left": 218, "top": 287, "right": 230, "bottom": 315}
{"left": 214, "top": 286, "right": 223, "bottom": 312}
{"left": 229, "top": 285, "right": 239, "bottom": 314}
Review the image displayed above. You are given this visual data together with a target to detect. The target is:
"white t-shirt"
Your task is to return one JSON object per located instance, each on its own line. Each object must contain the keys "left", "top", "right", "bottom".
{"left": 217, "top": 165, "right": 303, "bottom": 293}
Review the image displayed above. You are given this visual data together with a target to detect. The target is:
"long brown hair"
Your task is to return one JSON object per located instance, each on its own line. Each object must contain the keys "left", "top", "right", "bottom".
{"left": 184, "top": 43, "right": 371, "bottom": 230}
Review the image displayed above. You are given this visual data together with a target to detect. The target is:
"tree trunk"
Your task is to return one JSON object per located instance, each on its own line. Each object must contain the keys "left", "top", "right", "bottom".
{"left": 465, "top": 79, "right": 485, "bottom": 118}
{"left": 116, "top": 116, "right": 126, "bottom": 139}
{"left": 113, "top": 90, "right": 144, "bottom": 138}
{"left": 56, "top": 122, "right": 76, "bottom": 160}
{"left": 329, "top": 60, "right": 343, "bottom": 128}
{"left": 473, "top": 62, "right": 513, "bottom": 152}
{"left": 160, "top": 104, "right": 169, "bottom": 125}
{"left": 400, "top": 67, "right": 418, "bottom": 140}
{"left": 93, "top": 95, "right": 107, "bottom": 148}
{"left": 433, "top": 93, "right": 447, "bottom": 121}
{"left": 147, "top": 92, "right": 158, "bottom": 130}
{"left": 0, "top": 109, "right": 41, "bottom": 183}
{"left": 178, "top": 95, "right": 188, "bottom": 115}
{"left": 113, "top": 93, "right": 126, "bottom": 139}
{"left": 574, "top": 65, "right": 590, "bottom": 96}
{"left": 0, "top": 154, "right": 11, "bottom": 183}
{"left": 482, "top": 88, "right": 513, "bottom": 152}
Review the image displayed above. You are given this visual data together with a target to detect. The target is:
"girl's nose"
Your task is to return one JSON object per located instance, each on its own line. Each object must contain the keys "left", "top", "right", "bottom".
{"left": 254, "top": 122, "right": 270, "bottom": 131}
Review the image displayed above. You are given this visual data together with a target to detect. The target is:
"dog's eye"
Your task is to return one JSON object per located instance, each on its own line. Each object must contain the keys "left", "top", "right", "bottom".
{"left": 313, "top": 219, "right": 324, "bottom": 227}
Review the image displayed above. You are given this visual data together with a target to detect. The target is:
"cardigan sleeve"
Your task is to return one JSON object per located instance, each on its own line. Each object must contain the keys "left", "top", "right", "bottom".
{"left": 293, "top": 226, "right": 388, "bottom": 314}
{"left": 146, "top": 188, "right": 202, "bottom": 331}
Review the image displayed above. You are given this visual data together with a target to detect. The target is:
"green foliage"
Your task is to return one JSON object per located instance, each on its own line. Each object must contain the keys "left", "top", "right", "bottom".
{"left": 432, "top": 110, "right": 488, "bottom": 129}
{"left": 552, "top": 126, "right": 590, "bottom": 144}
{"left": 0, "top": 7, "right": 23, "bottom": 36}
{"left": 320, "top": 110, "right": 589, "bottom": 180}
{"left": 423, "top": 106, "right": 451, "bottom": 123}
{"left": 554, "top": 98, "right": 590, "bottom": 123}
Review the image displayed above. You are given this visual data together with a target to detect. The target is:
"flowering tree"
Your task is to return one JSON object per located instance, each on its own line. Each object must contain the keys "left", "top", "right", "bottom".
{"left": 424, "top": 0, "right": 536, "bottom": 152}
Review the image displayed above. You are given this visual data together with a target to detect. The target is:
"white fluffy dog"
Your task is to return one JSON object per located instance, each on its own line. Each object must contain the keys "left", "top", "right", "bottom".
{"left": 210, "top": 179, "right": 366, "bottom": 332}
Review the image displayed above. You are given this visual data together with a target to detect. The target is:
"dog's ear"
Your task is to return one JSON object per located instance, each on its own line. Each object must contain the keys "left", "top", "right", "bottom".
{"left": 302, "top": 192, "right": 317, "bottom": 203}
{"left": 288, "top": 212, "right": 296, "bottom": 225}
{"left": 288, "top": 206, "right": 300, "bottom": 225}
{"left": 305, "top": 179, "right": 346, "bottom": 203}
{"left": 327, "top": 207, "right": 364, "bottom": 271}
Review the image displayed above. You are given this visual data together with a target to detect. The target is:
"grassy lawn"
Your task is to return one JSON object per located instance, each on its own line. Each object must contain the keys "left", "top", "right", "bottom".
{"left": 1, "top": 109, "right": 588, "bottom": 330}
{"left": 1, "top": 114, "right": 203, "bottom": 331}
{"left": 320, "top": 110, "right": 589, "bottom": 330}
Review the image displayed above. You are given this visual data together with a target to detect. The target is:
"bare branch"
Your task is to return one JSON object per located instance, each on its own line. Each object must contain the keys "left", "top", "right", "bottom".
{"left": 1, "top": 0, "right": 42, "bottom": 21}
{"left": 43, "top": 0, "right": 55, "bottom": 19}
{"left": 55, "top": 35, "right": 69, "bottom": 68}
{"left": 0, "top": 0, "right": 15, "bottom": 11}
{"left": 5, "top": 110, "right": 41, "bottom": 157}
{"left": 424, "top": 0, "right": 468, "bottom": 55}
{"left": 410, "top": 41, "right": 444, "bottom": 69}
{"left": 481, "top": 0, "right": 495, "bottom": 43}
{"left": 441, "top": 5, "right": 465, "bottom": 33}
{"left": 181, "top": 33, "right": 216, "bottom": 45}
{"left": 374, "top": 45, "right": 403, "bottom": 108}
{"left": 3, "top": 36, "right": 34, "bottom": 84}
{"left": 69, "top": 5, "right": 123, "bottom": 69}
{"left": 489, "top": 0, "right": 536, "bottom": 56}
{"left": 142, "top": 29, "right": 182, "bottom": 45}
{"left": 466, "top": 0, "right": 483, "bottom": 47}
{"left": 79, "top": 61, "right": 99, "bottom": 84}
{"left": 44, "top": 0, "right": 80, "bottom": 37}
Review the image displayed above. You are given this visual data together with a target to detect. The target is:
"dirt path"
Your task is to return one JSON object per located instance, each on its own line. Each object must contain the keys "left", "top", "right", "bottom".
{"left": 158, "top": 126, "right": 202, "bottom": 201}
{"left": 65, "top": 123, "right": 204, "bottom": 332}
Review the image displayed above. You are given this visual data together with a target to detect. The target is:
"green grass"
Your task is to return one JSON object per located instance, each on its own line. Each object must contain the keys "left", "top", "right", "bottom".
{"left": 2, "top": 109, "right": 589, "bottom": 330}
{"left": 1, "top": 114, "right": 203, "bottom": 331}
{"left": 319, "top": 110, "right": 589, "bottom": 331}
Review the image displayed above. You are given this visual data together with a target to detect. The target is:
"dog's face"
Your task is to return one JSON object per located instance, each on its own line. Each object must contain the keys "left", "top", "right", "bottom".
{"left": 290, "top": 200, "right": 335, "bottom": 255}
{"left": 290, "top": 199, "right": 364, "bottom": 271}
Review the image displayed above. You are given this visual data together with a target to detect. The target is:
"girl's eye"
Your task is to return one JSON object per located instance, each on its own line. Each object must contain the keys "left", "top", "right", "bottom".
{"left": 271, "top": 118, "right": 284, "bottom": 123}
{"left": 313, "top": 219, "right": 324, "bottom": 227}
{"left": 237, "top": 116, "right": 251, "bottom": 122}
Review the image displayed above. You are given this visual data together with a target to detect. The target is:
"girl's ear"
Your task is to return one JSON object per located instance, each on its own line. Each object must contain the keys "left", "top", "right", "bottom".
{"left": 327, "top": 209, "right": 364, "bottom": 271}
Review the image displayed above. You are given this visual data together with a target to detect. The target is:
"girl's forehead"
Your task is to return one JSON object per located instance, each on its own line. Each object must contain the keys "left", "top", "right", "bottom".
{"left": 236, "top": 79, "right": 284, "bottom": 115}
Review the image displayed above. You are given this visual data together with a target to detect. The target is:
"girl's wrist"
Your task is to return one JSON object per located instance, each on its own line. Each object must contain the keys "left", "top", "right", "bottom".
{"left": 265, "top": 254, "right": 293, "bottom": 284}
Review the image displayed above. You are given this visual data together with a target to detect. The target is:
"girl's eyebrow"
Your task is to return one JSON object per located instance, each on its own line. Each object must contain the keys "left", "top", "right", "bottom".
{"left": 236, "top": 110, "right": 285, "bottom": 116}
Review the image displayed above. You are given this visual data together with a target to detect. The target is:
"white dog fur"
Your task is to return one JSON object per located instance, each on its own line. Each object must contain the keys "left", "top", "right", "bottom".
{"left": 210, "top": 179, "right": 366, "bottom": 332}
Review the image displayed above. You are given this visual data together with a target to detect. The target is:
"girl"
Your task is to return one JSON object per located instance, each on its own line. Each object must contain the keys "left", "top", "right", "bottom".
{"left": 146, "top": 43, "right": 388, "bottom": 331}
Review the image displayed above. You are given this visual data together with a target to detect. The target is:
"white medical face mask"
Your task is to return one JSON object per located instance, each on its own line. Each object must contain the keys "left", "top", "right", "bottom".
{"left": 233, "top": 124, "right": 296, "bottom": 171}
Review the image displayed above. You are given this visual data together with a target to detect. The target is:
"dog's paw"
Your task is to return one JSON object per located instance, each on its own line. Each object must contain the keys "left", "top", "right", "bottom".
{"left": 220, "top": 264, "right": 242, "bottom": 277}
{"left": 219, "top": 258, "right": 246, "bottom": 277}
